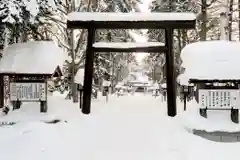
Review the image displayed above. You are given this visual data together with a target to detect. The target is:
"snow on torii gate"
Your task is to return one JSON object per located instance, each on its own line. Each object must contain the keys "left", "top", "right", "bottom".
{"left": 67, "top": 12, "right": 196, "bottom": 117}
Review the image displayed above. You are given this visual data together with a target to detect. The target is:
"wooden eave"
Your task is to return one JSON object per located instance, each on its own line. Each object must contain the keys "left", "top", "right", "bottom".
{"left": 67, "top": 20, "right": 196, "bottom": 29}
{"left": 189, "top": 79, "right": 240, "bottom": 84}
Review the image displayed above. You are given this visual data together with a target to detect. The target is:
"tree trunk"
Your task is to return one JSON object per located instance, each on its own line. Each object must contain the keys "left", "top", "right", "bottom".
{"left": 111, "top": 53, "right": 115, "bottom": 93}
{"left": 200, "top": 0, "right": 207, "bottom": 41}
{"left": 70, "top": 0, "right": 79, "bottom": 103}
{"left": 21, "top": 13, "right": 29, "bottom": 42}
{"left": 177, "top": 30, "right": 182, "bottom": 52}
{"left": 3, "top": 26, "right": 8, "bottom": 52}
{"left": 181, "top": 30, "right": 188, "bottom": 48}
{"left": 229, "top": 0, "right": 233, "bottom": 40}
{"left": 238, "top": 0, "right": 240, "bottom": 40}
{"left": 220, "top": 0, "right": 229, "bottom": 40}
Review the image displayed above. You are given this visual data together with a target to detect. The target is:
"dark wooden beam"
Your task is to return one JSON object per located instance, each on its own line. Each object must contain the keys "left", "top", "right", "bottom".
{"left": 93, "top": 46, "right": 168, "bottom": 53}
{"left": 0, "top": 73, "right": 52, "bottom": 77}
{"left": 82, "top": 28, "right": 95, "bottom": 114}
{"left": 190, "top": 79, "right": 240, "bottom": 84}
{"left": 67, "top": 20, "right": 196, "bottom": 29}
{"left": 165, "top": 28, "right": 177, "bottom": 117}
{"left": 0, "top": 74, "right": 3, "bottom": 108}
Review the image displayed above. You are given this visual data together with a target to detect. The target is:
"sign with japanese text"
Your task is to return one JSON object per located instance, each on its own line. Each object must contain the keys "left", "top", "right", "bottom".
{"left": 10, "top": 83, "right": 46, "bottom": 101}
{"left": 199, "top": 89, "right": 240, "bottom": 109}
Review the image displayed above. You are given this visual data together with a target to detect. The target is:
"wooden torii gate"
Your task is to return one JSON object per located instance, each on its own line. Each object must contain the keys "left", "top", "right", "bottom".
{"left": 67, "top": 12, "right": 196, "bottom": 117}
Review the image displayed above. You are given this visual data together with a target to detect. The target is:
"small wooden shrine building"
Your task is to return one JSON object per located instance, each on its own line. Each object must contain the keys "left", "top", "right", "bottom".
{"left": 0, "top": 41, "right": 66, "bottom": 110}
{"left": 178, "top": 41, "right": 240, "bottom": 123}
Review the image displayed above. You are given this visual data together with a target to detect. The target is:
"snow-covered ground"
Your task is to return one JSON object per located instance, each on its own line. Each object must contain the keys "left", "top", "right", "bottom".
{"left": 0, "top": 93, "right": 239, "bottom": 160}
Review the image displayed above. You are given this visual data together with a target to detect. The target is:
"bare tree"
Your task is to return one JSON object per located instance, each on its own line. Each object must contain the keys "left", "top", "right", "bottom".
{"left": 199, "top": 0, "right": 207, "bottom": 40}
{"left": 229, "top": 0, "right": 234, "bottom": 40}
{"left": 43, "top": 0, "right": 94, "bottom": 102}
{"left": 220, "top": 0, "right": 229, "bottom": 40}
{"left": 238, "top": 0, "right": 240, "bottom": 40}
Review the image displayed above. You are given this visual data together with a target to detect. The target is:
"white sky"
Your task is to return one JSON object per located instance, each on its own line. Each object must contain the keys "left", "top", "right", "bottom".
{"left": 132, "top": 0, "right": 152, "bottom": 63}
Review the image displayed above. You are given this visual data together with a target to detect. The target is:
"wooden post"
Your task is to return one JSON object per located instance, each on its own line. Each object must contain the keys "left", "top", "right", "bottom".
{"left": 40, "top": 81, "right": 48, "bottom": 113}
{"left": 79, "top": 89, "right": 83, "bottom": 109}
{"left": 199, "top": 108, "right": 207, "bottom": 118}
{"left": 0, "top": 74, "right": 3, "bottom": 108}
{"left": 231, "top": 108, "right": 239, "bottom": 123}
{"left": 40, "top": 101, "right": 47, "bottom": 112}
{"left": 183, "top": 95, "right": 187, "bottom": 111}
{"left": 165, "top": 28, "right": 177, "bottom": 117}
{"left": 82, "top": 27, "right": 95, "bottom": 114}
{"left": 12, "top": 100, "right": 21, "bottom": 110}
{"left": 106, "top": 92, "right": 108, "bottom": 102}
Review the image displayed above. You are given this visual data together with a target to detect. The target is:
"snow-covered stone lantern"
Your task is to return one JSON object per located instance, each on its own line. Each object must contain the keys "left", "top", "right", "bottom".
{"left": 75, "top": 68, "right": 84, "bottom": 108}
{"left": 152, "top": 82, "right": 160, "bottom": 97}
{"left": 102, "top": 80, "right": 111, "bottom": 97}
{"left": 180, "top": 84, "right": 194, "bottom": 111}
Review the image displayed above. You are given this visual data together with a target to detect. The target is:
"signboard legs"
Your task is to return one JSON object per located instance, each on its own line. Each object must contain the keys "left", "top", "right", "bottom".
{"left": 231, "top": 109, "right": 239, "bottom": 123}
{"left": 12, "top": 100, "right": 21, "bottom": 110}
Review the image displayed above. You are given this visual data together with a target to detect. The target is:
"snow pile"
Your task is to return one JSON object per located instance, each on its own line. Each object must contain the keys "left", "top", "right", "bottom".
{"left": 177, "top": 100, "right": 240, "bottom": 132}
{"left": 0, "top": 93, "right": 108, "bottom": 123}
{"left": 178, "top": 41, "right": 240, "bottom": 85}
{"left": 0, "top": 94, "right": 240, "bottom": 159}
{"left": 68, "top": 12, "right": 196, "bottom": 21}
{"left": 0, "top": 41, "right": 66, "bottom": 74}
{"left": 74, "top": 68, "right": 84, "bottom": 85}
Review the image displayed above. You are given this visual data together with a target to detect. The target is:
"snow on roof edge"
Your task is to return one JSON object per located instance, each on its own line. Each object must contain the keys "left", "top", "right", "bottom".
{"left": 0, "top": 41, "right": 67, "bottom": 74}
{"left": 93, "top": 42, "right": 164, "bottom": 48}
{"left": 179, "top": 40, "right": 240, "bottom": 84}
{"left": 67, "top": 12, "right": 196, "bottom": 22}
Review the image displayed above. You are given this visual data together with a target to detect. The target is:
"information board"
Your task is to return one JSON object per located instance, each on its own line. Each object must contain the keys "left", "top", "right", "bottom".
{"left": 10, "top": 82, "right": 46, "bottom": 101}
{"left": 199, "top": 89, "right": 240, "bottom": 109}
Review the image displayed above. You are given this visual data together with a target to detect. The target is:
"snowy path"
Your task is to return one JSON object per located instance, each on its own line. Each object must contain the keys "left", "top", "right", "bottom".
{"left": 73, "top": 95, "right": 187, "bottom": 160}
{"left": 0, "top": 94, "right": 239, "bottom": 160}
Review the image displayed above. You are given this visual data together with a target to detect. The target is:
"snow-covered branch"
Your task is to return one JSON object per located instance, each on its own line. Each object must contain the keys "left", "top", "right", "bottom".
{"left": 47, "top": 29, "right": 70, "bottom": 50}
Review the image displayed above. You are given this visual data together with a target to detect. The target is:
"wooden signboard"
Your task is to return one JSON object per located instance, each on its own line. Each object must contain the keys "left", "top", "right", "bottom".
{"left": 199, "top": 89, "right": 240, "bottom": 109}
{"left": 9, "top": 80, "right": 48, "bottom": 112}
{"left": 10, "top": 82, "right": 47, "bottom": 101}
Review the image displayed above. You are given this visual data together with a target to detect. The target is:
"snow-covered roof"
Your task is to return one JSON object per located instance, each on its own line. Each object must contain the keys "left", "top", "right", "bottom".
{"left": 93, "top": 42, "right": 164, "bottom": 48}
{"left": 127, "top": 71, "right": 149, "bottom": 83}
{"left": 68, "top": 12, "right": 196, "bottom": 21}
{"left": 178, "top": 41, "right": 240, "bottom": 85}
{"left": 0, "top": 41, "right": 66, "bottom": 74}
{"left": 152, "top": 83, "right": 160, "bottom": 89}
{"left": 103, "top": 80, "right": 111, "bottom": 86}
{"left": 74, "top": 68, "right": 84, "bottom": 84}
{"left": 116, "top": 82, "right": 125, "bottom": 88}
{"left": 161, "top": 83, "right": 166, "bottom": 88}
{"left": 128, "top": 81, "right": 149, "bottom": 84}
